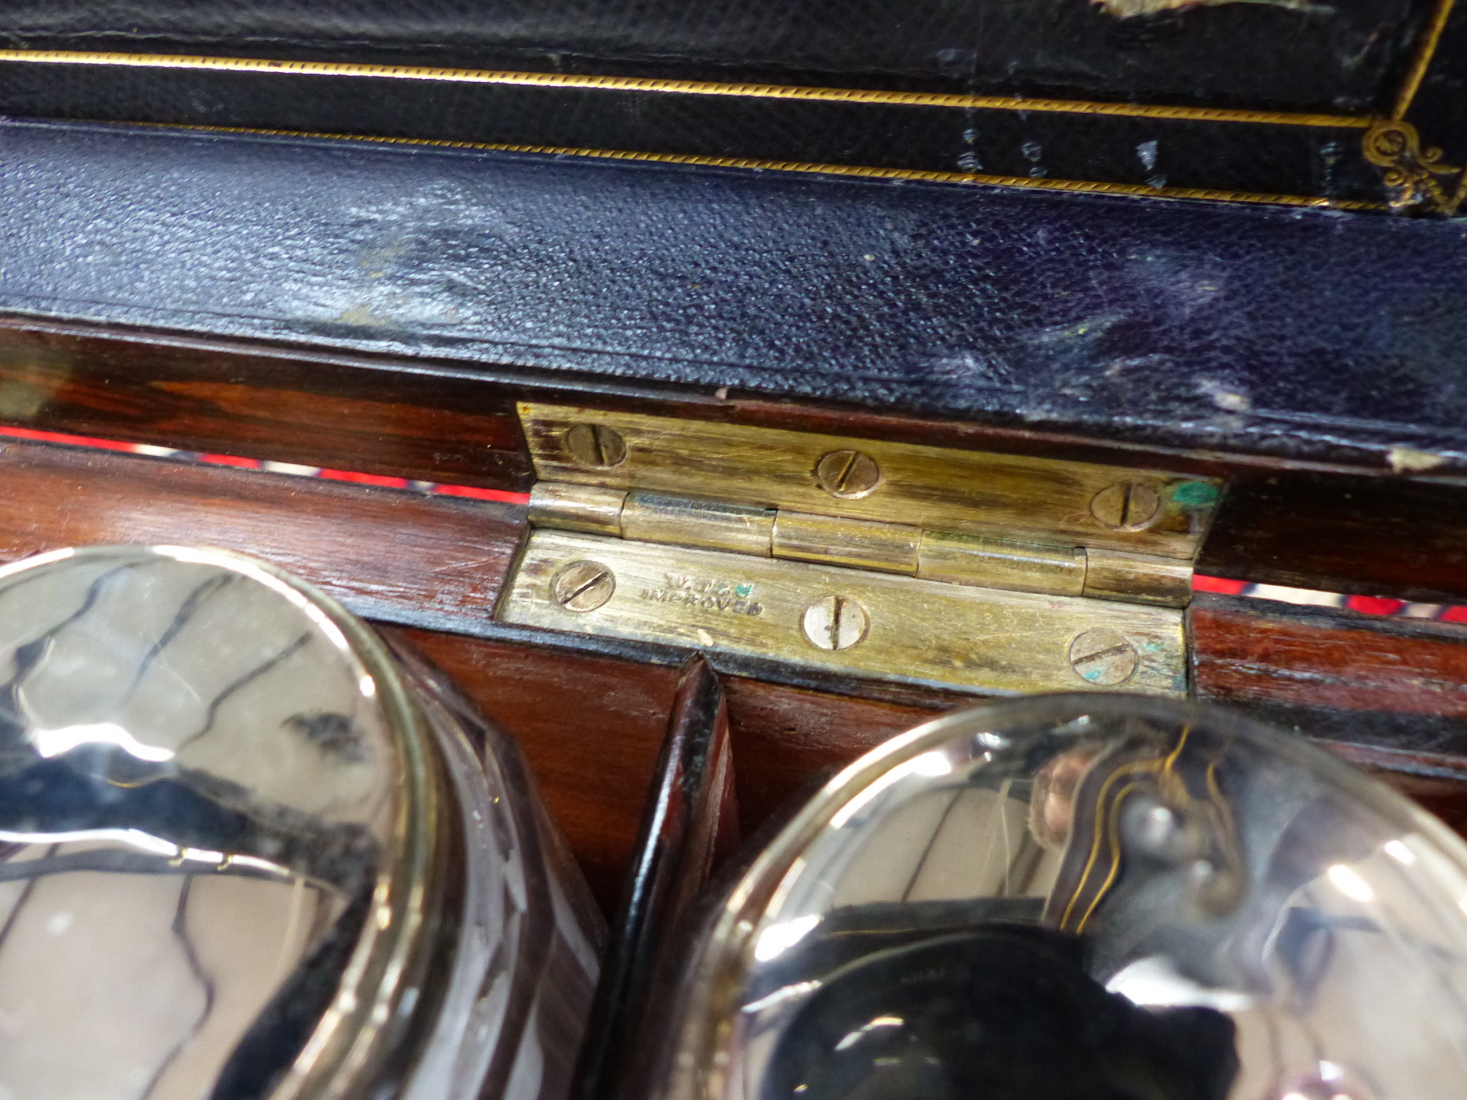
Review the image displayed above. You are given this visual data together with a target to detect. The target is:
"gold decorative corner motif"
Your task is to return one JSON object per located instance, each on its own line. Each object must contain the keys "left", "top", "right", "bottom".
{"left": 1364, "top": 120, "right": 1467, "bottom": 215}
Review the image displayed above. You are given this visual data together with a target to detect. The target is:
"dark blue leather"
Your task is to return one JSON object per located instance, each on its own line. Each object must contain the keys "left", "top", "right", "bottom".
{"left": 2, "top": 119, "right": 1465, "bottom": 471}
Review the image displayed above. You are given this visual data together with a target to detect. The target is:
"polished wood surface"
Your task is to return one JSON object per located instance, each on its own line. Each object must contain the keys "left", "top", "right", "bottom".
{"left": 1198, "top": 473, "right": 1467, "bottom": 603}
{"left": 0, "top": 319, "right": 533, "bottom": 489}
{"left": 1191, "top": 591, "right": 1467, "bottom": 762}
{"left": 0, "top": 434, "right": 524, "bottom": 622}
{"left": 393, "top": 626, "right": 680, "bottom": 910}
{"left": 394, "top": 626, "right": 951, "bottom": 912}
{"left": 572, "top": 657, "right": 737, "bottom": 1100}
{"left": 0, "top": 434, "right": 950, "bottom": 912}
{"left": 723, "top": 677, "right": 946, "bottom": 834}
{"left": 412, "top": 617, "right": 1467, "bottom": 915}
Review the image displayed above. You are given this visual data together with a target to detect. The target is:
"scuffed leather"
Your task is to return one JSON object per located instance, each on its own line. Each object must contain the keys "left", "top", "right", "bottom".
{"left": 1, "top": 119, "right": 1465, "bottom": 472}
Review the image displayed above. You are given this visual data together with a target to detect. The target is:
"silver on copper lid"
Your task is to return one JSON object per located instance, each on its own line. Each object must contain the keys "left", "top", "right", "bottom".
{"left": 648, "top": 693, "right": 1467, "bottom": 1100}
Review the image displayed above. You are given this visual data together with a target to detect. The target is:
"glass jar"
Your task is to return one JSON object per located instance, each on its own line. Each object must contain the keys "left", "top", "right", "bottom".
{"left": 0, "top": 545, "right": 602, "bottom": 1100}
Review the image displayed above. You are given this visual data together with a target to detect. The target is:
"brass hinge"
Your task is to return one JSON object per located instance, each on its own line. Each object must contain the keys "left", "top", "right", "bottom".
{"left": 498, "top": 404, "right": 1223, "bottom": 698}
{"left": 526, "top": 483, "right": 1193, "bottom": 607}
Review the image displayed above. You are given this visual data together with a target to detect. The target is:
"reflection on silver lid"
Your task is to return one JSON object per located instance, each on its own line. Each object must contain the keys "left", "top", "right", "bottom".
{"left": 651, "top": 694, "right": 1467, "bottom": 1100}
{"left": 0, "top": 546, "right": 601, "bottom": 1100}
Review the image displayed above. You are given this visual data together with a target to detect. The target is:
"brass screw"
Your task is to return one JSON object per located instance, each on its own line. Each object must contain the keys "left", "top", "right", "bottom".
{"left": 565, "top": 423, "right": 628, "bottom": 469}
{"left": 814, "top": 450, "right": 882, "bottom": 499}
{"left": 802, "top": 595, "right": 870, "bottom": 650}
{"left": 1068, "top": 628, "right": 1138, "bottom": 686}
{"left": 1090, "top": 483, "right": 1161, "bottom": 530}
{"left": 551, "top": 560, "right": 616, "bottom": 612}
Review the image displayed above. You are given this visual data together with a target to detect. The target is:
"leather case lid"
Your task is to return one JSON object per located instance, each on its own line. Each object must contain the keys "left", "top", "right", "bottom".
{"left": 2, "top": 118, "right": 1463, "bottom": 473}
{"left": 0, "top": 0, "right": 1436, "bottom": 108}
{"left": 1, "top": 0, "right": 1464, "bottom": 212}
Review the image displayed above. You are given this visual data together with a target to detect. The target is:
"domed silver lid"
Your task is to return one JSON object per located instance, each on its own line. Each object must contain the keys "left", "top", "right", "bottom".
{"left": 0, "top": 546, "right": 449, "bottom": 1100}
{"left": 655, "top": 693, "right": 1467, "bottom": 1100}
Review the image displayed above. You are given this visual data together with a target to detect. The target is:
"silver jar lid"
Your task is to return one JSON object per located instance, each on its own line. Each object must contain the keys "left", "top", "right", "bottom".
{"left": 0, "top": 545, "right": 600, "bottom": 1100}
{"left": 650, "top": 693, "right": 1467, "bottom": 1100}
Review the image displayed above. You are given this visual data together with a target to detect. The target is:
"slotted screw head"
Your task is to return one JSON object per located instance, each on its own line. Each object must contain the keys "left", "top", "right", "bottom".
{"left": 565, "top": 423, "right": 628, "bottom": 469}
{"left": 1068, "top": 627, "right": 1138, "bottom": 686}
{"left": 1090, "top": 483, "right": 1161, "bottom": 530}
{"left": 802, "top": 595, "right": 870, "bottom": 651}
{"left": 814, "top": 450, "right": 882, "bottom": 499}
{"left": 551, "top": 560, "right": 616, "bottom": 612}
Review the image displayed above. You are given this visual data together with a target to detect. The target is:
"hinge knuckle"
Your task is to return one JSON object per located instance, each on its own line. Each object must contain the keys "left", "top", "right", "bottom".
{"left": 623, "top": 491, "right": 774, "bottom": 555}
{"left": 772, "top": 511, "right": 920, "bottom": 574}
{"left": 1084, "top": 549, "right": 1193, "bottom": 607}
{"left": 528, "top": 481, "right": 626, "bottom": 535}
{"left": 917, "top": 531, "right": 1085, "bottom": 596}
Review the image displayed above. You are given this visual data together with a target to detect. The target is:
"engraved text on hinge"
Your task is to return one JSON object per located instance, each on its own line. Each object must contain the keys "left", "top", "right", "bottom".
{"left": 639, "top": 573, "right": 764, "bottom": 616}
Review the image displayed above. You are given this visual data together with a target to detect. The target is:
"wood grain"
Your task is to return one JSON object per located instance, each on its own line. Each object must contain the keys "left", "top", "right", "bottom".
{"left": 7, "top": 320, "right": 1467, "bottom": 602}
{"left": 0, "top": 435, "right": 525, "bottom": 624}
{"left": 2, "top": 432, "right": 1466, "bottom": 915}
{"left": 722, "top": 677, "right": 948, "bottom": 836}
{"left": 1198, "top": 473, "right": 1467, "bottom": 603}
{"left": 384, "top": 632, "right": 957, "bottom": 915}
{"left": 1191, "top": 591, "right": 1467, "bottom": 758}
{"left": 411, "top": 620, "right": 1467, "bottom": 917}
{"left": 391, "top": 627, "right": 682, "bottom": 912}
{"left": 572, "top": 656, "right": 737, "bottom": 1100}
{"left": 0, "top": 319, "right": 533, "bottom": 489}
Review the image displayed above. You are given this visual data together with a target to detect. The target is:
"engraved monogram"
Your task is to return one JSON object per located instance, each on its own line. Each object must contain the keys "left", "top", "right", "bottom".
{"left": 640, "top": 573, "right": 763, "bottom": 616}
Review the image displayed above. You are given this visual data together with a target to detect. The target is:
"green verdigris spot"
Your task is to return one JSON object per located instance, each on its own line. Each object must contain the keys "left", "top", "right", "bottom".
{"left": 1172, "top": 481, "right": 1220, "bottom": 509}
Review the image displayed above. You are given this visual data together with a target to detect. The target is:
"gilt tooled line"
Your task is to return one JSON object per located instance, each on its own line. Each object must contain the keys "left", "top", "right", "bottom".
{"left": 0, "top": 50, "right": 1375, "bottom": 129}
{"left": 1393, "top": 0, "right": 1458, "bottom": 120}
{"left": 53, "top": 118, "right": 1388, "bottom": 211}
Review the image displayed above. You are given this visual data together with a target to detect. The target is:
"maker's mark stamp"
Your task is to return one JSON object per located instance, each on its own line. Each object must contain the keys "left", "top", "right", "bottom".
{"left": 639, "top": 572, "right": 763, "bottom": 616}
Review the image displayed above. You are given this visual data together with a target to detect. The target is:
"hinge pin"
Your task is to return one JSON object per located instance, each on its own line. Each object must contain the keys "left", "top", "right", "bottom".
{"left": 814, "top": 450, "right": 882, "bottom": 499}
{"left": 802, "top": 594, "right": 870, "bottom": 650}
{"left": 551, "top": 560, "right": 617, "bottom": 611}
